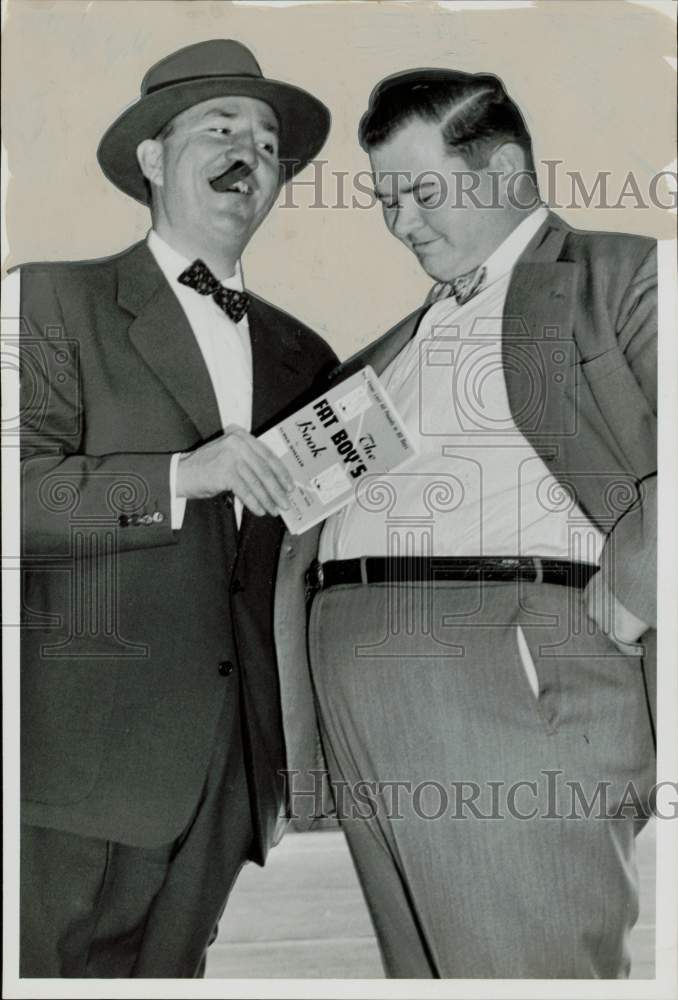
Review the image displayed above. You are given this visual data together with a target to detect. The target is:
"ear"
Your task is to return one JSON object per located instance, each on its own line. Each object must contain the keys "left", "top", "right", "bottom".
{"left": 487, "top": 142, "right": 528, "bottom": 179}
{"left": 136, "top": 139, "right": 165, "bottom": 188}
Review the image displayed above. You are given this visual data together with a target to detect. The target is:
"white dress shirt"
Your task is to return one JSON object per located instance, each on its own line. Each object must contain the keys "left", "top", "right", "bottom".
{"left": 319, "top": 205, "right": 603, "bottom": 565}
{"left": 147, "top": 230, "right": 253, "bottom": 528}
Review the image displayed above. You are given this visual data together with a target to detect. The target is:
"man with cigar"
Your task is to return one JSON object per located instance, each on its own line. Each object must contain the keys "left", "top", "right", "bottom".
{"left": 16, "top": 39, "right": 334, "bottom": 977}
{"left": 291, "top": 68, "right": 657, "bottom": 977}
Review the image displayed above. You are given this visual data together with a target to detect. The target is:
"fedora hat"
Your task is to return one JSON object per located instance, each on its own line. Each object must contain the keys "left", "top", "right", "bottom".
{"left": 97, "top": 39, "right": 331, "bottom": 203}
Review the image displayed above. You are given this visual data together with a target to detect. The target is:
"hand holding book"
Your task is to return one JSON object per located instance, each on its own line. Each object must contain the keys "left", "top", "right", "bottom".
{"left": 259, "top": 366, "right": 416, "bottom": 534}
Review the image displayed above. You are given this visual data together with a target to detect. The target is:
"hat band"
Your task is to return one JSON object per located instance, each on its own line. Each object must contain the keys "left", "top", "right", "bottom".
{"left": 145, "top": 71, "right": 262, "bottom": 95}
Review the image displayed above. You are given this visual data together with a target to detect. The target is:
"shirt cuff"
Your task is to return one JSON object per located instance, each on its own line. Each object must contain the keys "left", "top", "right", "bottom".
{"left": 170, "top": 453, "right": 188, "bottom": 530}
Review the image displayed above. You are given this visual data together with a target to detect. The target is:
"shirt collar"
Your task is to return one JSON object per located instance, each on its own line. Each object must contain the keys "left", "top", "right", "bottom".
{"left": 481, "top": 204, "right": 549, "bottom": 287}
{"left": 147, "top": 229, "right": 245, "bottom": 292}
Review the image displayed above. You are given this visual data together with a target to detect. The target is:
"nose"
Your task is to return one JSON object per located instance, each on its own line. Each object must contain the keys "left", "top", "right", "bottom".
{"left": 389, "top": 199, "right": 424, "bottom": 243}
{"left": 229, "top": 131, "right": 257, "bottom": 168}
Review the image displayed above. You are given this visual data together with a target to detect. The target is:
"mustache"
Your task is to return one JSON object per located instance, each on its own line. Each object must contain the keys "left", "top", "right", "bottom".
{"left": 209, "top": 160, "right": 254, "bottom": 192}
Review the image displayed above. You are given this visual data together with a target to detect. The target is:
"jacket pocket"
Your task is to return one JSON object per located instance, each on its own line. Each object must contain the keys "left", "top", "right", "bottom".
{"left": 565, "top": 343, "right": 656, "bottom": 480}
{"left": 577, "top": 343, "right": 631, "bottom": 381}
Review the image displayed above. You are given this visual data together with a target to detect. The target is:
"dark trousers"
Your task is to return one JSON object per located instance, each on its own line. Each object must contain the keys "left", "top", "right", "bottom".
{"left": 20, "top": 684, "right": 253, "bottom": 978}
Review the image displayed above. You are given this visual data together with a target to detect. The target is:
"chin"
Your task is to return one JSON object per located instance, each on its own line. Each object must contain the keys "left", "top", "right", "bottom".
{"left": 414, "top": 251, "right": 460, "bottom": 284}
{"left": 212, "top": 212, "right": 250, "bottom": 237}
{"left": 214, "top": 203, "right": 252, "bottom": 224}
{"left": 420, "top": 262, "right": 456, "bottom": 283}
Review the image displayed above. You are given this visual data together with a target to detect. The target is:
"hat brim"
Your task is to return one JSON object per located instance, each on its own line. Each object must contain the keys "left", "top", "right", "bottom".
{"left": 97, "top": 76, "right": 330, "bottom": 203}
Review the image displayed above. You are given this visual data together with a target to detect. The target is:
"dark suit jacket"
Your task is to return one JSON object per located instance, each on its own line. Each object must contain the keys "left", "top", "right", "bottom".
{"left": 19, "top": 240, "right": 336, "bottom": 861}
{"left": 274, "top": 212, "right": 657, "bottom": 779}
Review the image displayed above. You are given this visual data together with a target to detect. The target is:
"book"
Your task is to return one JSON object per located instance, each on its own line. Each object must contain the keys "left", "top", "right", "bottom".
{"left": 259, "top": 366, "right": 416, "bottom": 534}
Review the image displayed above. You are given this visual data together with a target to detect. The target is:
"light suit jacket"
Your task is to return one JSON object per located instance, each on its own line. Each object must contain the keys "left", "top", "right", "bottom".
{"left": 274, "top": 212, "right": 657, "bottom": 824}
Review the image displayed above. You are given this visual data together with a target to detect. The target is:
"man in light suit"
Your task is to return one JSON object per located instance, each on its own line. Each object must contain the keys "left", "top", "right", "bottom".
{"left": 277, "top": 68, "right": 657, "bottom": 978}
{"left": 16, "top": 39, "right": 336, "bottom": 977}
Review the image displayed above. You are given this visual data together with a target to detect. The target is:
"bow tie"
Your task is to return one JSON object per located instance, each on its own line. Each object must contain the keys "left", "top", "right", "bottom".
{"left": 178, "top": 259, "right": 250, "bottom": 324}
{"left": 426, "top": 264, "right": 487, "bottom": 308}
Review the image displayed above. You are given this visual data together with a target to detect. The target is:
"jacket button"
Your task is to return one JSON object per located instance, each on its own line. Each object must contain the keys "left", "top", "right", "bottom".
{"left": 230, "top": 579, "right": 244, "bottom": 595}
{"left": 218, "top": 660, "right": 234, "bottom": 677}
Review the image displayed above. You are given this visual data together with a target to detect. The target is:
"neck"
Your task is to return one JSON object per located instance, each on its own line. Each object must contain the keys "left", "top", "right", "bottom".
{"left": 466, "top": 195, "right": 541, "bottom": 275}
{"left": 500, "top": 178, "right": 542, "bottom": 233}
{"left": 153, "top": 221, "right": 240, "bottom": 280}
{"left": 491, "top": 204, "right": 536, "bottom": 248}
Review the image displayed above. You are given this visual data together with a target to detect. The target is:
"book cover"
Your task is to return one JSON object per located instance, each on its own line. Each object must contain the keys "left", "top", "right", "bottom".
{"left": 259, "top": 366, "right": 416, "bottom": 534}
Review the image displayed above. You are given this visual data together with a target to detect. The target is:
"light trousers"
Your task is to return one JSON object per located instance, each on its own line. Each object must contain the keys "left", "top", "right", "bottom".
{"left": 309, "top": 579, "right": 656, "bottom": 978}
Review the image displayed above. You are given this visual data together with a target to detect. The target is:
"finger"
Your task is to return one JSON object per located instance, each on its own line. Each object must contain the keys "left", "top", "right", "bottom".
{"left": 243, "top": 495, "right": 267, "bottom": 517}
{"left": 239, "top": 453, "right": 292, "bottom": 511}
{"left": 241, "top": 459, "right": 290, "bottom": 513}
{"left": 222, "top": 433, "right": 294, "bottom": 506}
{"left": 245, "top": 438, "right": 295, "bottom": 493}
{"left": 232, "top": 476, "right": 267, "bottom": 517}
{"left": 262, "top": 448, "right": 295, "bottom": 493}
{"left": 233, "top": 464, "right": 283, "bottom": 517}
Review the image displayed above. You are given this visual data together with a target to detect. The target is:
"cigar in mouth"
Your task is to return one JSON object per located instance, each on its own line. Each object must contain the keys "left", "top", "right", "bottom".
{"left": 210, "top": 161, "right": 253, "bottom": 193}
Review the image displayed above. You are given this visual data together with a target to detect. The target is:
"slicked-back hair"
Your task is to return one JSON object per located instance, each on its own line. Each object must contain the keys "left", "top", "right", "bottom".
{"left": 359, "top": 69, "right": 535, "bottom": 175}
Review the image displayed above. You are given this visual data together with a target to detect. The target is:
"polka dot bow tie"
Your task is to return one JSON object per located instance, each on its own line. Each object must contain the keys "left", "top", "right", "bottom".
{"left": 178, "top": 259, "right": 250, "bottom": 324}
{"left": 426, "top": 264, "right": 487, "bottom": 308}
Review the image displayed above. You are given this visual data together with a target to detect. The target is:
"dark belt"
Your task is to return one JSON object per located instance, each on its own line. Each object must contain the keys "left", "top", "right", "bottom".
{"left": 306, "top": 556, "right": 599, "bottom": 594}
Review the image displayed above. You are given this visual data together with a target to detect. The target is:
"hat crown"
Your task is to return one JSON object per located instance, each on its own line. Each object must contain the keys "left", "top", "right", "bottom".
{"left": 141, "top": 39, "right": 263, "bottom": 96}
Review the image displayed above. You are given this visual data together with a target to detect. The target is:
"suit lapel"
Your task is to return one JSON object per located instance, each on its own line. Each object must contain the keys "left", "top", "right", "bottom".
{"left": 247, "top": 297, "right": 309, "bottom": 433}
{"left": 119, "top": 243, "right": 222, "bottom": 442}
{"left": 502, "top": 215, "right": 578, "bottom": 460}
{"left": 331, "top": 306, "right": 429, "bottom": 383}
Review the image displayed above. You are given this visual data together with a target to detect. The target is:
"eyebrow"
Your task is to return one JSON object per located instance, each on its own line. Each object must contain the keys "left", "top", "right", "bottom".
{"left": 199, "top": 108, "right": 280, "bottom": 135}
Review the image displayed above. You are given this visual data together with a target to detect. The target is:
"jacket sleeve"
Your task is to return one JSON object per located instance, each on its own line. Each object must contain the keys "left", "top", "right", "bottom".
{"left": 17, "top": 267, "right": 179, "bottom": 558}
{"left": 597, "top": 246, "right": 657, "bottom": 626}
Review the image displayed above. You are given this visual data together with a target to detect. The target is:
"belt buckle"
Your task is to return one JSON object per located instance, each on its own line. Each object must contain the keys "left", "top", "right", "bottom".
{"left": 496, "top": 556, "right": 538, "bottom": 583}
{"left": 304, "top": 559, "right": 324, "bottom": 601}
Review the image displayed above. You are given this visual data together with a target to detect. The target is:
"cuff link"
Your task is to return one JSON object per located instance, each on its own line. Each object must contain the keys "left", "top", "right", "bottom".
{"left": 118, "top": 510, "right": 166, "bottom": 527}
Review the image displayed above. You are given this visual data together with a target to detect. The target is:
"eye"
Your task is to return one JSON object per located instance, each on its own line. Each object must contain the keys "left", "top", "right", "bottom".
{"left": 208, "top": 127, "right": 232, "bottom": 136}
{"left": 415, "top": 188, "right": 438, "bottom": 207}
{"left": 257, "top": 140, "right": 277, "bottom": 155}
